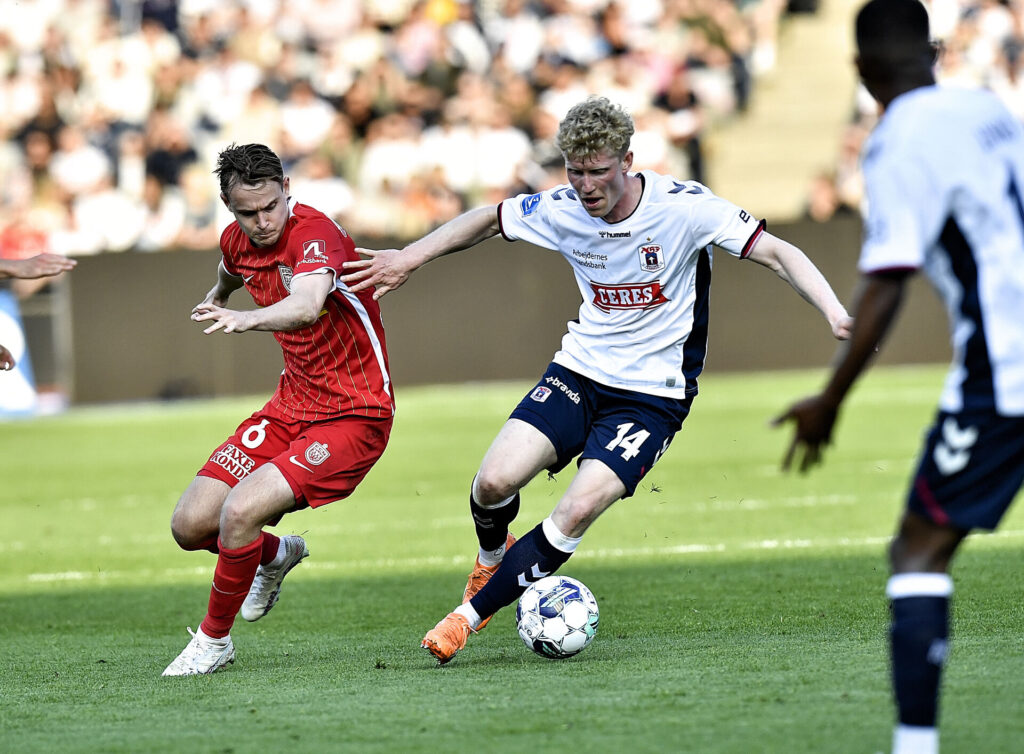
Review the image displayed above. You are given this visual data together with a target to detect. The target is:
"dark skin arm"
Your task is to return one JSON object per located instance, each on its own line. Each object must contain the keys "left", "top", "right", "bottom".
{"left": 773, "top": 270, "right": 911, "bottom": 472}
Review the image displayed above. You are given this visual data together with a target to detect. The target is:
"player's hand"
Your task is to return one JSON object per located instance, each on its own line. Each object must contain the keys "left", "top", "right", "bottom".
{"left": 0, "top": 344, "right": 15, "bottom": 370}
{"left": 771, "top": 394, "right": 839, "bottom": 473}
{"left": 340, "top": 248, "right": 409, "bottom": 299}
{"left": 12, "top": 253, "right": 77, "bottom": 279}
{"left": 832, "top": 314, "right": 854, "bottom": 340}
{"left": 191, "top": 303, "right": 252, "bottom": 334}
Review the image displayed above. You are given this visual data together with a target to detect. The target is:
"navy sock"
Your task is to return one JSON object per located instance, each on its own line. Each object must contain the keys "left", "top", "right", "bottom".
{"left": 469, "top": 522, "right": 571, "bottom": 619}
{"left": 470, "top": 490, "right": 520, "bottom": 551}
{"left": 890, "top": 594, "right": 950, "bottom": 727}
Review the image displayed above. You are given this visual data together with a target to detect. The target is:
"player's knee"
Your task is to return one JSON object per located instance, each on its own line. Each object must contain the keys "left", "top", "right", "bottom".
{"left": 552, "top": 498, "right": 598, "bottom": 538}
{"left": 170, "top": 512, "right": 214, "bottom": 552}
{"left": 473, "top": 468, "right": 519, "bottom": 506}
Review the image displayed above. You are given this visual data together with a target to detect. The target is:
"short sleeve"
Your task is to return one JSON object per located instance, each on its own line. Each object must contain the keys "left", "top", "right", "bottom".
{"left": 683, "top": 184, "right": 764, "bottom": 259}
{"left": 498, "top": 190, "right": 562, "bottom": 250}
{"left": 290, "top": 220, "right": 353, "bottom": 279}
{"left": 858, "top": 142, "right": 937, "bottom": 274}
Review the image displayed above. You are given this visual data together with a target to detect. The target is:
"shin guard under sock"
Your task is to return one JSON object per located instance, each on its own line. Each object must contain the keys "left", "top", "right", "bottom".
{"left": 470, "top": 489, "right": 520, "bottom": 551}
{"left": 469, "top": 521, "right": 573, "bottom": 620}
{"left": 200, "top": 534, "right": 264, "bottom": 638}
{"left": 887, "top": 573, "right": 952, "bottom": 728}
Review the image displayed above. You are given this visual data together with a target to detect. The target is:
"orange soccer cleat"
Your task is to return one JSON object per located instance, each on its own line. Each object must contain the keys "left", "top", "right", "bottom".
{"left": 462, "top": 532, "right": 516, "bottom": 630}
{"left": 421, "top": 612, "right": 473, "bottom": 665}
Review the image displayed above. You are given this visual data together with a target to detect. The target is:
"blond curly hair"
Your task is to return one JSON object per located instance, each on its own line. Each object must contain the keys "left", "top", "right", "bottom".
{"left": 555, "top": 97, "right": 635, "bottom": 161}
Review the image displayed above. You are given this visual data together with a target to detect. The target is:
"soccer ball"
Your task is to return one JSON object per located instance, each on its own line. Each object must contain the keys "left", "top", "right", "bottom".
{"left": 516, "top": 575, "right": 599, "bottom": 659}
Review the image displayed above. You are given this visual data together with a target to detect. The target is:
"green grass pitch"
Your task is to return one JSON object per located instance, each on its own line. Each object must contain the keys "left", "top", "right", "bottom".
{"left": 1, "top": 365, "right": 1022, "bottom": 753}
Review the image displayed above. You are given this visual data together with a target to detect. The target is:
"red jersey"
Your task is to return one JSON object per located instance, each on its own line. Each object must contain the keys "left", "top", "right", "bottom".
{"left": 219, "top": 201, "right": 393, "bottom": 422}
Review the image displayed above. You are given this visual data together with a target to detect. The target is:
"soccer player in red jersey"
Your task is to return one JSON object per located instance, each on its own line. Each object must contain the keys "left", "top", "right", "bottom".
{"left": 162, "top": 143, "right": 394, "bottom": 676}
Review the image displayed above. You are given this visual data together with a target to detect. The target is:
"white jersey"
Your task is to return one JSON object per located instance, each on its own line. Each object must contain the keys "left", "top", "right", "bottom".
{"left": 860, "top": 85, "right": 1024, "bottom": 415}
{"left": 498, "top": 170, "right": 764, "bottom": 398}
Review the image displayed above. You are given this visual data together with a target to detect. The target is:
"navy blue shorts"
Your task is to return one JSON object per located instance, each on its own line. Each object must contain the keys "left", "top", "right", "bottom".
{"left": 907, "top": 409, "right": 1024, "bottom": 531}
{"left": 509, "top": 363, "right": 693, "bottom": 497}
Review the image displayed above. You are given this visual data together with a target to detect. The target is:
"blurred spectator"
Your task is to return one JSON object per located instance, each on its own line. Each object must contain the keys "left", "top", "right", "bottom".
{"left": 811, "top": 0, "right": 1024, "bottom": 223}
{"left": 1, "top": 0, "right": 805, "bottom": 249}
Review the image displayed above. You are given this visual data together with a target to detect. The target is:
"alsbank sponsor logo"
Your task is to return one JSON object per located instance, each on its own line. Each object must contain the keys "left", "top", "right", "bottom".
{"left": 212, "top": 443, "right": 255, "bottom": 480}
{"left": 302, "top": 239, "right": 329, "bottom": 265}
{"left": 590, "top": 281, "right": 670, "bottom": 312}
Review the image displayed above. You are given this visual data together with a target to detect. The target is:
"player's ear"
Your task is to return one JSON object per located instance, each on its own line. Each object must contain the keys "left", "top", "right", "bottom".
{"left": 282, "top": 176, "right": 291, "bottom": 197}
{"left": 621, "top": 151, "right": 633, "bottom": 172}
{"left": 219, "top": 192, "right": 230, "bottom": 209}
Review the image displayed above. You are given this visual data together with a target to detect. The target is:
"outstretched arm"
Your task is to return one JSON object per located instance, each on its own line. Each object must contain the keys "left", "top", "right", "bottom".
{"left": 191, "top": 271, "right": 334, "bottom": 334}
{"left": 773, "top": 271, "right": 909, "bottom": 472}
{"left": 340, "top": 205, "right": 500, "bottom": 299}
{"left": 746, "top": 232, "right": 853, "bottom": 339}
{"left": 0, "top": 253, "right": 76, "bottom": 280}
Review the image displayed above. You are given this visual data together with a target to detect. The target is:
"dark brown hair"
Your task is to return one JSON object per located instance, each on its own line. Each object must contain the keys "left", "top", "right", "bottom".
{"left": 214, "top": 143, "right": 284, "bottom": 196}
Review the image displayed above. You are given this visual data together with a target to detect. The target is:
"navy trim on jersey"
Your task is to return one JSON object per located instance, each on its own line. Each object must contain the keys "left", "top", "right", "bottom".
{"left": 681, "top": 246, "right": 712, "bottom": 395}
{"left": 939, "top": 217, "right": 995, "bottom": 411}
{"left": 496, "top": 202, "right": 511, "bottom": 241}
{"left": 740, "top": 219, "right": 767, "bottom": 259}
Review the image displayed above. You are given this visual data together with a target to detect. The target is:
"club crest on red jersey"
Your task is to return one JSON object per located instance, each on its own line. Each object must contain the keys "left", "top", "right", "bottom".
{"left": 638, "top": 243, "right": 665, "bottom": 272}
{"left": 279, "top": 265, "right": 293, "bottom": 291}
{"left": 302, "top": 239, "right": 329, "bottom": 265}
{"left": 590, "top": 281, "right": 670, "bottom": 312}
{"left": 305, "top": 441, "right": 331, "bottom": 466}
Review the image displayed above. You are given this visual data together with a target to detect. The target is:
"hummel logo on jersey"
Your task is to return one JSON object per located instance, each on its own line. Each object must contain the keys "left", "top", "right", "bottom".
{"left": 933, "top": 418, "right": 978, "bottom": 475}
{"left": 598, "top": 230, "right": 631, "bottom": 238}
{"left": 638, "top": 243, "right": 665, "bottom": 272}
{"left": 302, "top": 239, "right": 329, "bottom": 265}
{"left": 590, "top": 281, "right": 670, "bottom": 312}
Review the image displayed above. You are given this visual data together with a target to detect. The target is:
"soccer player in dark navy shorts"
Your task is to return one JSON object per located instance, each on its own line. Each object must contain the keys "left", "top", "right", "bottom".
{"left": 343, "top": 95, "right": 851, "bottom": 664}
{"left": 775, "top": 3, "right": 1024, "bottom": 751}
{"left": 510, "top": 363, "right": 693, "bottom": 498}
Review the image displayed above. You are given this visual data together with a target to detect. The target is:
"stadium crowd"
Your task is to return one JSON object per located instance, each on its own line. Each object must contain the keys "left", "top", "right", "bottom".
{"left": 808, "top": 0, "right": 1024, "bottom": 222}
{"left": 0, "top": 0, "right": 795, "bottom": 258}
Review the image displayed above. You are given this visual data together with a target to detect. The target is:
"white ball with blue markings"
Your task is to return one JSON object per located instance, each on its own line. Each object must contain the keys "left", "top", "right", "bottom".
{"left": 516, "top": 575, "right": 599, "bottom": 659}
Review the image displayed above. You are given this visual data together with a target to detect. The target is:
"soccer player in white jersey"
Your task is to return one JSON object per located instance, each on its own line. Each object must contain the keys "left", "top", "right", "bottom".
{"left": 775, "top": 2, "right": 1024, "bottom": 752}
{"left": 343, "top": 96, "right": 852, "bottom": 664}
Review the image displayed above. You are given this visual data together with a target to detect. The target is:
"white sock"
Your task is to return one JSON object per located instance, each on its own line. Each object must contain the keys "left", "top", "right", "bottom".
{"left": 195, "top": 626, "right": 229, "bottom": 646}
{"left": 477, "top": 542, "right": 507, "bottom": 567}
{"left": 892, "top": 724, "right": 938, "bottom": 754}
{"left": 542, "top": 516, "right": 582, "bottom": 554}
{"left": 454, "top": 602, "right": 482, "bottom": 630}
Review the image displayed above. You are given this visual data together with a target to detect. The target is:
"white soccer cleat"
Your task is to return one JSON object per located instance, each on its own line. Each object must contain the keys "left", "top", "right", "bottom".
{"left": 240, "top": 535, "right": 309, "bottom": 622}
{"left": 162, "top": 627, "right": 235, "bottom": 677}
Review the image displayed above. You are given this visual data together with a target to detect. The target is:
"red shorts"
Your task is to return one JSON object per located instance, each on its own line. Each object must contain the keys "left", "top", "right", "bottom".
{"left": 198, "top": 404, "right": 392, "bottom": 509}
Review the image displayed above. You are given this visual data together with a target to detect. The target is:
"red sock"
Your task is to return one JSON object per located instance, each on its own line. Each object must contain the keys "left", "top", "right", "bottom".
{"left": 260, "top": 532, "right": 281, "bottom": 565}
{"left": 200, "top": 534, "right": 263, "bottom": 638}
